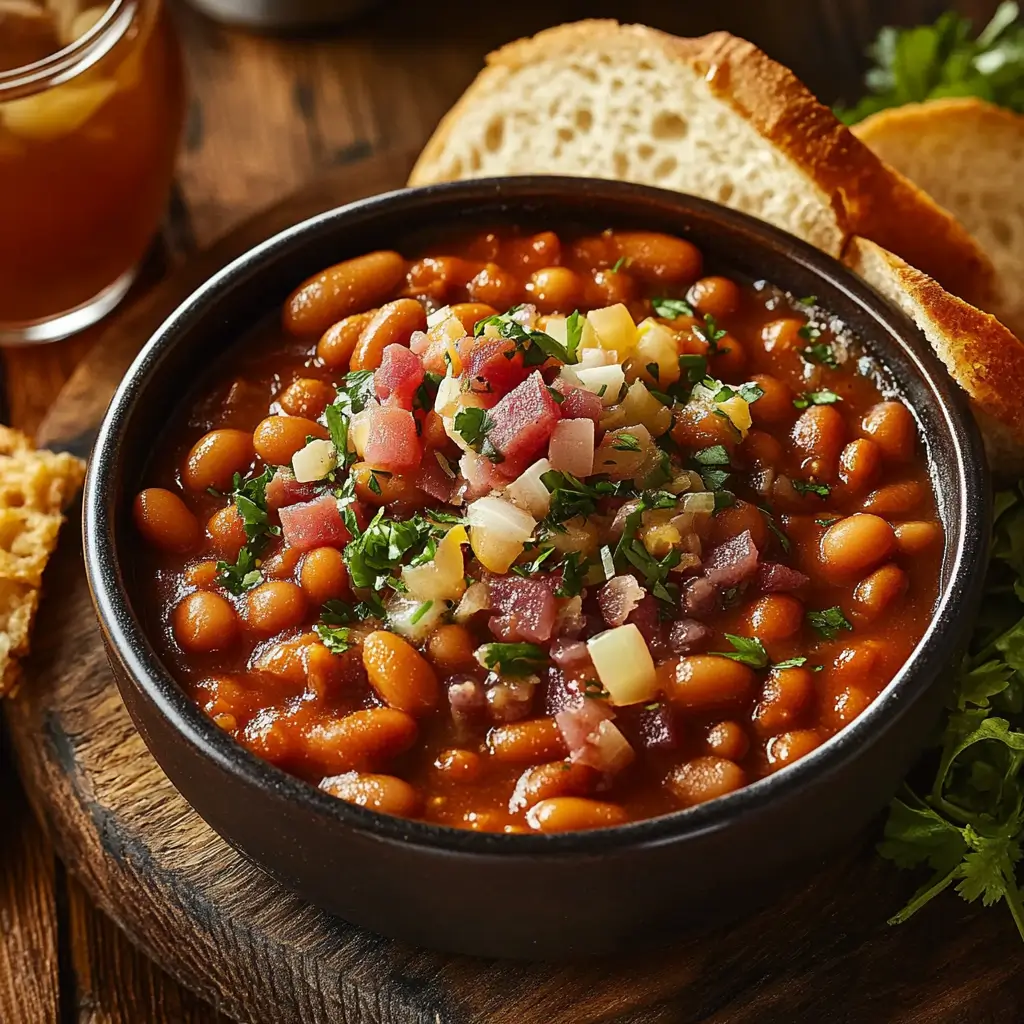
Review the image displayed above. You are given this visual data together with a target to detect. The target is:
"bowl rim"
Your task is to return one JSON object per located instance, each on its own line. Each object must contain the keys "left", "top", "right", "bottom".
{"left": 84, "top": 175, "right": 990, "bottom": 856}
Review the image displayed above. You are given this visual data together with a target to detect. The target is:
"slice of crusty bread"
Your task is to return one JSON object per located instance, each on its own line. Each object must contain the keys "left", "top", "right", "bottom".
{"left": 409, "top": 21, "right": 996, "bottom": 309}
{"left": 846, "top": 236, "right": 1024, "bottom": 475}
{"left": 853, "top": 98, "right": 1024, "bottom": 338}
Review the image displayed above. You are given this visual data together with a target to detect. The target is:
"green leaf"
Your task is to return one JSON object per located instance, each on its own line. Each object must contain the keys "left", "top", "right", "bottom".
{"left": 878, "top": 793, "right": 967, "bottom": 873}
{"left": 476, "top": 642, "right": 547, "bottom": 676}
{"left": 553, "top": 551, "right": 588, "bottom": 598}
{"left": 800, "top": 340, "right": 839, "bottom": 369}
{"left": 713, "top": 634, "right": 770, "bottom": 670}
{"left": 324, "top": 403, "right": 351, "bottom": 467}
{"left": 652, "top": 297, "right": 695, "bottom": 320}
{"left": 793, "top": 389, "right": 841, "bottom": 410}
{"left": 564, "top": 310, "right": 583, "bottom": 363}
{"left": 335, "top": 369, "right": 377, "bottom": 416}
{"left": 693, "top": 313, "right": 727, "bottom": 351}
{"left": 693, "top": 445, "right": 731, "bottom": 467}
{"left": 343, "top": 510, "right": 437, "bottom": 592}
{"left": 473, "top": 307, "right": 577, "bottom": 365}
{"left": 807, "top": 605, "right": 853, "bottom": 640}
{"left": 511, "top": 546, "right": 557, "bottom": 578}
{"left": 611, "top": 433, "right": 641, "bottom": 452}
{"left": 454, "top": 406, "right": 494, "bottom": 453}
{"left": 793, "top": 479, "right": 832, "bottom": 499}
{"left": 313, "top": 622, "right": 352, "bottom": 654}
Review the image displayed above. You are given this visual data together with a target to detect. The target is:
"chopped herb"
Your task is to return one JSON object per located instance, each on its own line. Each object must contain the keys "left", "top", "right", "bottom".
{"left": 584, "top": 679, "right": 612, "bottom": 699}
{"left": 366, "top": 469, "right": 392, "bottom": 496}
{"left": 643, "top": 702, "right": 662, "bottom": 711}
{"left": 334, "top": 369, "right": 377, "bottom": 416}
{"left": 610, "top": 256, "right": 628, "bottom": 272}
{"left": 678, "top": 353, "right": 707, "bottom": 384}
{"left": 652, "top": 297, "right": 695, "bottom": 320}
{"left": 800, "top": 338, "right": 839, "bottom": 370}
{"left": 793, "top": 480, "right": 832, "bottom": 499}
{"left": 454, "top": 406, "right": 502, "bottom": 463}
{"left": 547, "top": 385, "right": 566, "bottom": 404}
{"left": 758, "top": 505, "right": 792, "bottom": 554}
{"left": 598, "top": 544, "right": 615, "bottom": 581}
{"left": 426, "top": 509, "right": 466, "bottom": 525}
{"left": 646, "top": 362, "right": 660, "bottom": 381}
{"left": 551, "top": 551, "right": 587, "bottom": 598}
{"left": 323, "top": 403, "right": 352, "bottom": 470}
{"left": 713, "top": 491, "right": 737, "bottom": 513}
{"left": 343, "top": 510, "right": 438, "bottom": 593}
{"left": 540, "top": 470, "right": 605, "bottom": 526}
{"left": 807, "top": 605, "right": 854, "bottom": 640}
{"left": 512, "top": 546, "right": 557, "bottom": 577}
{"left": 413, "top": 371, "right": 444, "bottom": 412}
{"left": 798, "top": 295, "right": 818, "bottom": 306}
{"left": 313, "top": 622, "right": 352, "bottom": 654}
{"left": 793, "top": 389, "right": 841, "bottom": 410}
{"left": 693, "top": 314, "right": 727, "bottom": 352}
{"left": 409, "top": 600, "right": 434, "bottom": 625}
{"left": 815, "top": 516, "right": 842, "bottom": 527}
{"left": 611, "top": 433, "right": 642, "bottom": 452}
{"left": 214, "top": 547, "right": 264, "bottom": 596}
{"left": 700, "top": 468, "right": 732, "bottom": 492}
{"left": 477, "top": 642, "right": 547, "bottom": 677}
{"left": 473, "top": 306, "right": 578, "bottom": 365}
{"left": 213, "top": 466, "right": 280, "bottom": 595}
{"left": 564, "top": 310, "right": 583, "bottom": 364}
{"left": 835, "top": 3, "right": 1024, "bottom": 124}
{"left": 714, "top": 634, "right": 770, "bottom": 670}
{"left": 693, "top": 445, "right": 731, "bottom": 467}
{"left": 772, "top": 657, "right": 823, "bottom": 672}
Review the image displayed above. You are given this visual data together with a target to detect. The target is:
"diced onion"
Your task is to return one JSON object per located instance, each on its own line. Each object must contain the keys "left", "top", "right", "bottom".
{"left": 434, "top": 371, "right": 462, "bottom": 418}
{"left": 505, "top": 459, "right": 553, "bottom": 518}
{"left": 575, "top": 364, "right": 626, "bottom": 407}
{"left": 630, "top": 319, "right": 681, "bottom": 387}
{"left": 401, "top": 525, "right": 468, "bottom": 603}
{"left": 718, "top": 394, "right": 753, "bottom": 434}
{"left": 387, "top": 594, "right": 447, "bottom": 642}
{"left": 454, "top": 581, "right": 490, "bottom": 623}
{"left": 586, "top": 624, "right": 657, "bottom": 705}
{"left": 620, "top": 380, "right": 672, "bottom": 437}
{"left": 291, "top": 438, "right": 337, "bottom": 483}
{"left": 682, "top": 491, "right": 716, "bottom": 513}
{"left": 466, "top": 495, "right": 536, "bottom": 573}
{"left": 576, "top": 347, "right": 618, "bottom": 368}
{"left": 348, "top": 407, "right": 374, "bottom": 458}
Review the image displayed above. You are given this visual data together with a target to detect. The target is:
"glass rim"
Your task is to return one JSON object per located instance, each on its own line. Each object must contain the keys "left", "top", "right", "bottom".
{"left": 0, "top": 0, "right": 138, "bottom": 100}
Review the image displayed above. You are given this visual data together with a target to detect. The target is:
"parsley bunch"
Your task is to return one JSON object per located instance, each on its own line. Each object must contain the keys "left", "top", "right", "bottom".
{"left": 880, "top": 483, "right": 1024, "bottom": 940}
{"left": 836, "top": 2, "right": 1024, "bottom": 123}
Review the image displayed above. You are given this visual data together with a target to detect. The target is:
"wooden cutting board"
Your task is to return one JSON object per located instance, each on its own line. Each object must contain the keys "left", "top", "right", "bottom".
{"left": 6, "top": 149, "right": 1024, "bottom": 1024}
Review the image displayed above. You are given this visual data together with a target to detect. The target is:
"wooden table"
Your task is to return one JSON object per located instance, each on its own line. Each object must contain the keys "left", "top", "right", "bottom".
{"left": 0, "top": 1, "right": 1008, "bottom": 1020}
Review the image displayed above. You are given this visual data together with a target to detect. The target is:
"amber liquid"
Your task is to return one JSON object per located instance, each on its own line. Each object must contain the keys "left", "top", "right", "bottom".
{"left": 0, "top": 2, "right": 185, "bottom": 326}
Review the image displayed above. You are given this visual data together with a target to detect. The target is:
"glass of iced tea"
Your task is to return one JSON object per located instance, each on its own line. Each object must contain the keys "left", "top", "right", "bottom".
{"left": 0, "top": 1, "right": 185, "bottom": 344}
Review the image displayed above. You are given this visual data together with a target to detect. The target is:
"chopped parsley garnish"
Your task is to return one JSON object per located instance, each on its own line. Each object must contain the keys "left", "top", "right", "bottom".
{"left": 473, "top": 305, "right": 579, "bottom": 365}
{"left": 699, "top": 468, "right": 732, "bottom": 492}
{"left": 477, "top": 642, "right": 547, "bottom": 676}
{"left": 758, "top": 505, "right": 792, "bottom": 553}
{"left": 540, "top": 471, "right": 633, "bottom": 528}
{"left": 799, "top": 331, "right": 840, "bottom": 369}
{"left": 343, "top": 510, "right": 439, "bottom": 593}
{"left": 409, "top": 600, "right": 434, "bottom": 625}
{"left": 693, "top": 445, "right": 731, "bottom": 467}
{"left": 323, "top": 403, "right": 352, "bottom": 470}
{"left": 553, "top": 551, "right": 588, "bottom": 598}
{"left": 313, "top": 622, "right": 352, "bottom": 654}
{"left": 702, "top": 377, "right": 764, "bottom": 405}
{"left": 610, "top": 256, "right": 628, "bottom": 272}
{"left": 714, "top": 634, "right": 770, "bottom": 669}
{"left": 797, "top": 295, "right": 818, "bottom": 306}
{"left": 693, "top": 314, "right": 727, "bottom": 352}
{"left": 807, "top": 605, "right": 854, "bottom": 640}
{"left": 564, "top": 310, "right": 583, "bottom": 363}
{"left": 413, "top": 370, "right": 444, "bottom": 412}
{"left": 678, "top": 353, "right": 707, "bottom": 383}
{"left": 213, "top": 466, "right": 280, "bottom": 595}
{"left": 583, "top": 679, "right": 612, "bottom": 699}
{"left": 512, "top": 546, "right": 557, "bottom": 578}
{"left": 334, "top": 369, "right": 377, "bottom": 416}
{"left": 366, "top": 469, "right": 392, "bottom": 496}
{"left": 793, "top": 389, "right": 841, "bottom": 410}
{"left": 611, "top": 433, "right": 642, "bottom": 452}
{"left": 772, "top": 657, "right": 823, "bottom": 672}
{"left": 454, "top": 406, "right": 503, "bottom": 463}
{"left": 652, "top": 297, "right": 695, "bottom": 320}
{"left": 815, "top": 516, "right": 842, "bottom": 527}
{"left": 793, "top": 480, "right": 832, "bottom": 499}
{"left": 610, "top": 490, "right": 681, "bottom": 604}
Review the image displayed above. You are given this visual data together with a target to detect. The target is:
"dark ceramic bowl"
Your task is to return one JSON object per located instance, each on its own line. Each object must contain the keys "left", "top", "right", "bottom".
{"left": 84, "top": 177, "right": 989, "bottom": 960}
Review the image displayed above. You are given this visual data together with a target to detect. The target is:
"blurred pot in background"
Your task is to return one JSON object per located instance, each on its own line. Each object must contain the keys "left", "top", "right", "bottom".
{"left": 0, "top": 1, "right": 185, "bottom": 345}
{"left": 184, "top": 0, "right": 375, "bottom": 28}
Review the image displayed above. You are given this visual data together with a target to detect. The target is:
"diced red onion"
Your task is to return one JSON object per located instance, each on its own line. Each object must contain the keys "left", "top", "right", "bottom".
{"left": 681, "top": 576, "right": 718, "bottom": 617}
{"left": 486, "top": 576, "right": 558, "bottom": 643}
{"left": 702, "top": 530, "right": 760, "bottom": 587}
{"left": 549, "top": 639, "right": 589, "bottom": 666}
{"left": 598, "top": 575, "right": 646, "bottom": 628}
{"left": 447, "top": 675, "right": 485, "bottom": 716}
{"left": 668, "top": 618, "right": 713, "bottom": 654}
{"left": 755, "top": 562, "right": 811, "bottom": 593}
{"left": 485, "top": 675, "right": 536, "bottom": 722}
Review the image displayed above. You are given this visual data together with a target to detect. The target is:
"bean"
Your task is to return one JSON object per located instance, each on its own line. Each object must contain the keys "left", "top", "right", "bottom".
{"left": 133, "top": 487, "right": 200, "bottom": 553}
{"left": 173, "top": 591, "right": 238, "bottom": 653}
{"left": 245, "top": 581, "right": 307, "bottom": 636}
{"left": 261, "top": 544, "right": 302, "bottom": 581}
{"left": 434, "top": 748, "right": 483, "bottom": 782}
{"left": 449, "top": 302, "right": 498, "bottom": 333}
{"left": 317, "top": 311, "right": 376, "bottom": 370}
{"left": 665, "top": 756, "right": 745, "bottom": 807}
{"left": 792, "top": 404, "right": 846, "bottom": 471}
{"left": 895, "top": 520, "right": 943, "bottom": 556}
{"left": 853, "top": 563, "right": 908, "bottom": 622}
{"left": 508, "top": 761, "right": 596, "bottom": 813}
{"left": 761, "top": 318, "right": 804, "bottom": 352}
{"left": 526, "top": 797, "right": 628, "bottom": 832}
{"left": 405, "top": 255, "right": 481, "bottom": 297}
{"left": 752, "top": 667, "right": 814, "bottom": 735}
{"left": 363, "top": 630, "right": 440, "bottom": 715}
{"left": 862, "top": 401, "right": 915, "bottom": 461}
{"left": 765, "top": 729, "right": 821, "bottom": 772}
{"left": 740, "top": 429, "right": 785, "bottom": 469}
{"left": 278, "top": 377, "right": 335, "bottom": 420}
{"left": 687, "top": 276, "right": 740, "bottom": 319}
{"left": 862, "top": 480, "right": 925, "bottom": 515}
{"left": 707, "top": 499, "right": 769, "bottom": 549}
{"left": 304, "top": 708, "right": 418, "bottom": 775}
{"left": 426, "top": 624, "right": 477, "bottom": 673}
{"left": 206, "top": 505, "right": 246, "bottom": 561}
{"left": 525, "top": 266, "right": 582, "bottom": 313}
{"left": 838, "top": 438, "right": 882, "bottom": 495}
{"left": 350, "top": 298, "right": 427, "bottom": 372}
{"left": 320, "top": 771, "right": 421, "bottom": 817}
{"left": 182, "top": 429, "right": 253, "bottom": 493}
{"left": 488, "top": 718, "right": 567, "bottom": 763}
{"left": 351, "top": 462, "right": 427, "bottom": 507}
{"left": 284, "top": 251, "right": 406, "bottom": 336}
{"left": 705, "top": 721, "right": 750, "bottom": 761}
{"left": 660, "top": 655, "right": 756, "bottom": 710}
{"left": 568, "top": 234, "right": 617, "bottom": 270}
{"left": 466, "top": 263, "right": 521, "bottom": 308}
{"left": 709, "top": 335, "right": 747, "bottom": 377}
{"left": 746, "top": 594, "right": 804, "bottom": 642}
{"left": 253, "top": 415, "right": 328, "bottom": 466}
{"left": 748, "top": 375, "right": 793, "bottom": 425}
{"left": 612, "top": 231, "right": 702, "bottom": 284}
{"left": 240, "top": 707, "right": 296, "bottom": 765}
{"left": 184, "top": 560, "right": 219, "bottom": 588}
{"left": 831, "top": 640, "right": 886, "bottom": 693}
{"left": 829, "top": 684, "right": 873, "bottom": 727}
{"left": 299, "top": 547, "right": 350, "bottom": 605}
{"left": 820, "top": 514, "right": 896, "bottom": 577}
{"left": 501, "top": 231, "right": 561, "bottom": 271}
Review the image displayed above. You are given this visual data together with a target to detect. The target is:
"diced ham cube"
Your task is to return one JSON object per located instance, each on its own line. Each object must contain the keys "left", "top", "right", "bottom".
{"left": 635, "top": 702, "right": 680, "bottom": 751}
{"left": 374, "top": 344, "right": 425, "bottom": 409}
{"left": 553, "top": 379, "right": 603, "bottom": 423}
{"left": 415, "top": 452, "right": 456, "bottom": 503}
{"left": 465, "top": 336, "right": 529, "bottom": 397}
{"left": 279, "top": 495, "right": 352, "bottom": 553}
{"left": 755, "top": 562, "right": 810, "bottom": 593}
{"left": 266, "top": 468, "right": 319, "bottom": 512}
{"left": 487, "top": 371, "right": 561, "bottom": 471}
{"left": 555, "top": 701, "right": 634, "bottom": 774}
{"left": 702, "top": 530, "right": 760, "bottom": 587}
{"left": 487, "top": 576, "right": 558, "bottom": 643}
{"left": 363, "top": 405, "right": 421, "bottom": 472}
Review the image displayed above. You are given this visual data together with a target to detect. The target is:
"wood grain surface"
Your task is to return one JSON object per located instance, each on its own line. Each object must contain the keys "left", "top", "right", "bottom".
{"left": 0, "top": 1, "right": 1017, "bottom": 1021}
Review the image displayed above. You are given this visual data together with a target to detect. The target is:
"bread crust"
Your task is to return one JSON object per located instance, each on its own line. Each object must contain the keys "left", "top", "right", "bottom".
{"left": 845, "top": 236, "right": 1024, "bottom": 472}
{"left": 409, "top": 21, "right": 996, "bottom": 308}
{"left": 854, "top": 96, "right": 1024, "bottom": 144}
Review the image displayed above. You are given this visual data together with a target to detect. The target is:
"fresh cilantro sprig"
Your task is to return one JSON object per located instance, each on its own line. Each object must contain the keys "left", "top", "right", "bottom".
{"left": 343, "top": 510, "right": 440, "bottom": 593}
{"left": 473, "top": 305, "right": 581, "bottom": 365}
{"left": 807, "top": 605, "right": 853, "bottom": 640}
{"left": 214, "top": 466, "right": 280, "bottom": 594}
{"left": 652, "top": 296, "right": 695, "bottom": 320}
{"left": 836, "top": 3, "right": 1024, "bottom": 123}
{"left": 712, "top": 636, "right": 820, "bottom": 673}
{"left": 880, "top": 482, "right": 1024, "bottom": 940}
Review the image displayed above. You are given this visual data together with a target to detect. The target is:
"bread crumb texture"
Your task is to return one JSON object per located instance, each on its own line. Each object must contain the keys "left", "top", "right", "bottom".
{"left": 0, "top": 426, "right": 84, "bottom": 695}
